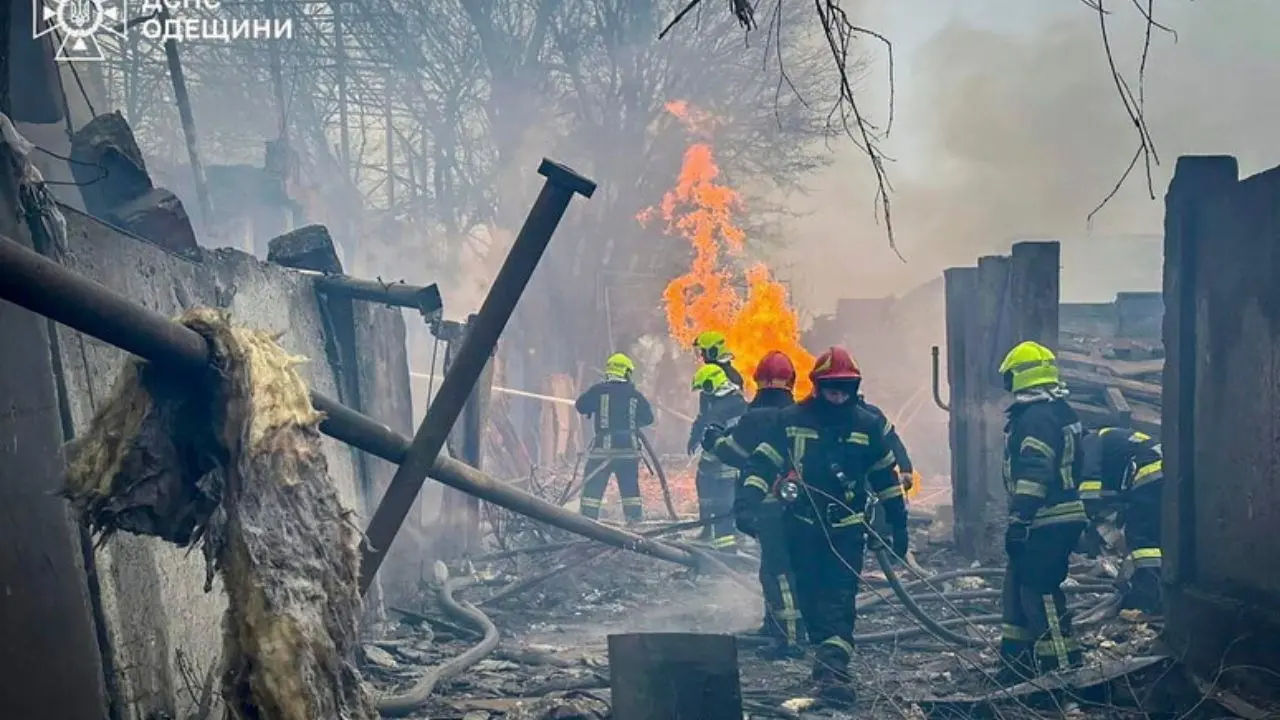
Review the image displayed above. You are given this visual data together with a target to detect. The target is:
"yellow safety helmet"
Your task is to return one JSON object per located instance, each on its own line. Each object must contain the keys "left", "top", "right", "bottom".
{"left": 693, "top": 330, "right": 729, "bottom": 361}
{"left": 692, "top": 363, "right": 730, "bottom": 393}
{"left": 604, "top": 352, "right": 635, "bottom": 380}
{"left": 997, "top": 340, "right": 1060, "bottom": 393}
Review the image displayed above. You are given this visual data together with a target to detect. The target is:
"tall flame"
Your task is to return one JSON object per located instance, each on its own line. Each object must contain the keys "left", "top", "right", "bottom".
{"left": 639, "top": 101, "right": 815, "bottom": 398}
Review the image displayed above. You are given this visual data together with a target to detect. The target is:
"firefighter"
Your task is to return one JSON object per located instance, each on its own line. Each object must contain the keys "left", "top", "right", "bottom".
{"left": 738, "top": 346, "right": 909, "bottom": 702}
{"left": 701, "top": 350, "right": 804, "bottom": 655}
{"left": 574, "top": 353, "right": 655, "bottom": 524}
{"left": 691, "top": 363, "right": 749, "bottom": 551}
{"left": 996, "top": 340, "right": 1088, "bottom": 682}
{"left": 688, "top": 330, "right": 745, "bottom": 455}
{"left": 1079, "top": 426, "right": 1164, "bottom": 613}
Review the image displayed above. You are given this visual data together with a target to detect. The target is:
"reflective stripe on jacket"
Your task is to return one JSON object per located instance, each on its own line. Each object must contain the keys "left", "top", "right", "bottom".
{"left": 1003, "top": 395, "right": 1087, "bottom": 529}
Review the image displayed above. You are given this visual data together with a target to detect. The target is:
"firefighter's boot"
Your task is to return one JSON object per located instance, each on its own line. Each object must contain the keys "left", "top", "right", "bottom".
{"left": 810, "top": 644, "right": 856, "bottom": 704}
{"left": 995, "top": 637, "right": 1037, "bottom": 686}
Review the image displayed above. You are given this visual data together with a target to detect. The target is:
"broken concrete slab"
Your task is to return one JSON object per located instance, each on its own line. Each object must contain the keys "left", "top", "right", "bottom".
{"left": 268, "top": 224, "right": 344, "bottom": 274}
{"left": 105, "top": 187, "right": 200, "bottom": 260}
{"left": 70, "top": 112, "right": 153, "bottom": 212}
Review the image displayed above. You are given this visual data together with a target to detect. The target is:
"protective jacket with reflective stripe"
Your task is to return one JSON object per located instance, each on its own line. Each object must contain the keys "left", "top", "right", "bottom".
{"left": 1079, "top": 427, "right": 1162, "bottom": 504}
{"left": 695, "top": 389, "right": 749, "bottom": 477}
{"left": 691, "top": 361, "right": 745, "bottom": 446}
{"left": 711, "top": 388, "right": 794, "bottom": 470}
{"left": 740, "top": 397, "right": 906, "bottom": 529}
{"left": 1002, "top": 394, "right": 1087, "bottom": 528}
{"left": 574, "top": 379, "right": 654, "bottom": 457}
{"left": 860, "top": 399, "right": 914, "bottom": 474}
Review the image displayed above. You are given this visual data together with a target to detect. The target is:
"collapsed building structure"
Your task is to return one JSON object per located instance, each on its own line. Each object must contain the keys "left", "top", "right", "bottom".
{"left": 5, "top": 6, "right": 1280, "bottom": 717}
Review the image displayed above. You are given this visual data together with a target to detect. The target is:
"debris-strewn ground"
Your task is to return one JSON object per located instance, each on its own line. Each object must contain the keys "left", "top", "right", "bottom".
{"left": 362, "top": 496, "right": 1185, "bottom": 720}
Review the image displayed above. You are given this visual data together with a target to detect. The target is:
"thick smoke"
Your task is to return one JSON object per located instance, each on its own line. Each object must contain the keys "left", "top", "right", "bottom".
{"left": 780, "top": 0, "right": 1280, "bottom": 307}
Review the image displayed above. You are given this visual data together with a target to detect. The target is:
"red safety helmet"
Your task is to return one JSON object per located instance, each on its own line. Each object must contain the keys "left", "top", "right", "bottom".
{"left": 754, "top": 350, "right": 797, "bottom": 390}
{"left": 809, "top": 346, "right": 862, "bottom": 385}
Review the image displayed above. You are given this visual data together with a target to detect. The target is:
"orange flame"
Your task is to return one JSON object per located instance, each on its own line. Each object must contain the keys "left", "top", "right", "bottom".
{"left": 639, "top": 101, "right": 815, "bottom": 398}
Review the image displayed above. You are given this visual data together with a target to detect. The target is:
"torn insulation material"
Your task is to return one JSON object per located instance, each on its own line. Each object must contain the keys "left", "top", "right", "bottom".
{"left": 62, "top": 308, "right": 376, "bottom": 720}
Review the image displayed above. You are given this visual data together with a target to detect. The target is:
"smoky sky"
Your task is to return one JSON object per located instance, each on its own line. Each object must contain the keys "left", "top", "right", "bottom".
{"left": 777, "top": 0, "right": 1280, "bottom": 307}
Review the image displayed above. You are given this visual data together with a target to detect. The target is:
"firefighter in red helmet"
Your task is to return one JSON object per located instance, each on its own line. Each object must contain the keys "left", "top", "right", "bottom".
{"left": 702, "top": 350, "right": 804, "bottom": 657}
{"left": 738, "top": 347, "right": 909, "bottom": 702}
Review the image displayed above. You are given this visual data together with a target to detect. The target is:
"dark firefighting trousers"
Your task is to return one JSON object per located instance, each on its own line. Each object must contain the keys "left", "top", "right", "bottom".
{"left": 696, "top": 460, "right": 738, "bottom": 550}
{"left": 579, "top": 455, "right": 643, "bottom": 523}
{"left": 1119, "top": 483, "right": 1162, "bottom": 613}
{"left": 754, "top": 499, "right": 805, "bottom": 647}
{"left": 786, "top": 515, "right": 864, "bottom": 682}
{"left": 1001, "top": 522, "right": 1086, "bottom": 678}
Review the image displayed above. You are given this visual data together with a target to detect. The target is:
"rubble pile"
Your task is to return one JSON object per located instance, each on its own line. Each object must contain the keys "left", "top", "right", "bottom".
{"left": 365, "top": 508, "right": 1167, "bottom": 719}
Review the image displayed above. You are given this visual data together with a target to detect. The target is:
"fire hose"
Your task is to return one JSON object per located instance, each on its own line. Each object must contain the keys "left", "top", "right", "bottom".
{"left": 377, "top": 575, "right": 501, "bottom": 716}
{"left": 636, "top": 429, "right": 679, "bottom": 520}
{"left": 735, "top": 549, "right": 1121, "bottom": 649}
{"left": 410, "top": 522, "right": 1120, "bottom": 714}
{"left": 563, "top": 430, "right": 677, "bottom": 520}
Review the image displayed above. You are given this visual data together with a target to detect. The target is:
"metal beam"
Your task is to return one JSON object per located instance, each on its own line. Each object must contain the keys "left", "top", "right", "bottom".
{"left": 357, "top": 159, "right": 597, "bottom": 592}
{"left": 310, "top": 273, "right": 442, "bottom": 319}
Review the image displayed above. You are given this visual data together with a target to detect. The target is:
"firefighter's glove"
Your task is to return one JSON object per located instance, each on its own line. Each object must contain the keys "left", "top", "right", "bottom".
{"left": 898, "top": 469, "right": 914, "bottom": 491}
{"left": 1004, "top": 521, "right": 1031, "bottom": 557}
{"left": 686, "top": 434, "right": 700, "bottom": 456}
{"left": 891, "top": 523, "right": 910, "bottom": 559}
{"left": 700, "top": 423, "right": 726, "bottom": 453}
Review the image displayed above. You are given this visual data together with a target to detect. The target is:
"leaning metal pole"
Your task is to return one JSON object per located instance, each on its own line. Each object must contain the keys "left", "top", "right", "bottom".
{"left": 358, "top": 160, "right": 597, "bottom": 593}
{"left": 0, "top": 236, "right": 698, "bottom": 578}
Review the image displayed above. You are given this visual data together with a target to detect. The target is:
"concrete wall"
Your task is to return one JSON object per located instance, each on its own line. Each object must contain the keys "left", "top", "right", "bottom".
{"left": 0, "top": 141, "right": 112, "bottom": 720}
{"left": 1162, "top": 156, "right": 1280, "bottom": 697}
{"left": 41, "top": 207, "right": 413, "bottom": 718}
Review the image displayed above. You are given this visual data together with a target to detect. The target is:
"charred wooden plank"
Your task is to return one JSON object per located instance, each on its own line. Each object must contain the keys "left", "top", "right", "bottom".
{"left": 1058, "top": 349, "right": 1165, "bottom": 379}
{"left": 1061, "top": 366, "right": 1162, "bottom": 404}
{"left": 1104, "top": 387, "right": 1133, "bottom": 425}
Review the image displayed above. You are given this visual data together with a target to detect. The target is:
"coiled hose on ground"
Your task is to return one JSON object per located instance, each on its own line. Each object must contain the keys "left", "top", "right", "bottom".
{"left": 377, "top": 576, "right": 501, "bottom": 717}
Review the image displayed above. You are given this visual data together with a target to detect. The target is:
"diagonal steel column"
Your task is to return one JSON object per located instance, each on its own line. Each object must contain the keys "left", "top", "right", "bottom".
{"left": 357, "top": 160, "right": 596, "bottom": 592}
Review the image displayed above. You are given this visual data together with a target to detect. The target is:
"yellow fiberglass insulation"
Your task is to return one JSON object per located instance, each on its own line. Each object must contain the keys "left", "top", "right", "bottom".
{"left": 63, "top": 308, "right": 376, "bottom": 720}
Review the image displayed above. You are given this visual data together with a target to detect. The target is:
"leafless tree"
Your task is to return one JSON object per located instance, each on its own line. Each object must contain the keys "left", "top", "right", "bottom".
{"left": 661, "top": 0, "right": 1178, "bottom": 251}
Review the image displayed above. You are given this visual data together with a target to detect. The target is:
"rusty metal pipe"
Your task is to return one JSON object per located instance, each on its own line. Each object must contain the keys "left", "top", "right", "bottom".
{"left": 931, "top": 345, "right": 950, "bottom": 412}
{"left": 0, "top": 233, "right": 698, "bottom": 578}
{"left": 314, "top": 398, "right": 694, "bottom": 570}
{"left": 358, "top": 159, "right": 597, "bottom": 593}
{"left": 311, "top": 273, "right": 443, "bottom": 319}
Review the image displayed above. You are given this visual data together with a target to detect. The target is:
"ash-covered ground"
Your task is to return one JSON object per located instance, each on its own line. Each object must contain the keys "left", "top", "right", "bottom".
{"left": 362, "top": 502, "right": 1171, "bottom": 720}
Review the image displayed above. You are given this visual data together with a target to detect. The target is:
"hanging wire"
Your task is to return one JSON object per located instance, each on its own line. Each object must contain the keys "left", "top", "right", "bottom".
{"left": 31, "top": 145, "right": 109, "bottom": 186}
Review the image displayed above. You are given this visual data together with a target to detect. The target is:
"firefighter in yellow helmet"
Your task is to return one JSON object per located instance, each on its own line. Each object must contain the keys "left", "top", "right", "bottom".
{"left": 690, "top": 363, "right": 748, "bottom": 550}
{"left": 689, "top": 331, "right": 745, "bottom": 452}
{"left": 574, "top": 353, "right": 654, "bottom": 524}
{"left": 996, "top": 340, "right": 1088, "bottom": 682}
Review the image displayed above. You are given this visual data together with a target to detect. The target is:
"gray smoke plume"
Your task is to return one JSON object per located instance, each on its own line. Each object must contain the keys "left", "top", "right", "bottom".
{"left": 778, "top": 0, "right": 1280, "bottom": 306}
